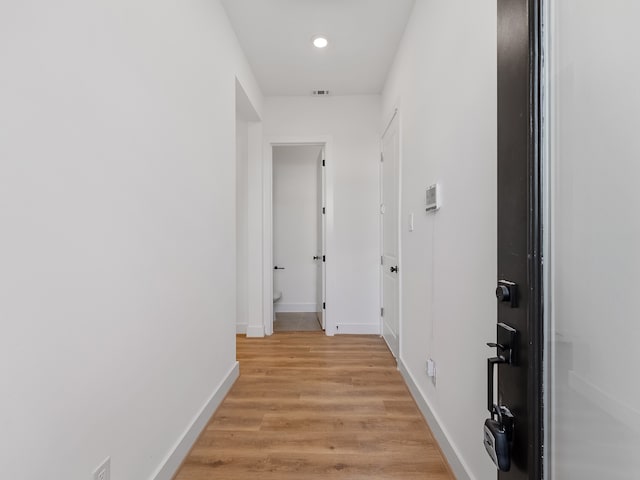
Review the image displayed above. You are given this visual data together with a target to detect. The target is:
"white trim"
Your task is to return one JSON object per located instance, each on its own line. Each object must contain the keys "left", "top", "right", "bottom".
{"left": 246, "top": 122, "right": 265, "bottom": 339}
{"left": 379, "top": 128, "right": 384, "bottom": 342}
{"left": 335, "top": 323, "right": 380, "bottom": 335}
{"left": 151, "top": 362, "right": 239, "bottom": 480}
{"left": 398, "top": 359, "right": 474, "bottom": 480}
{"left": 382, "top": 107, "right": 399, "bottom": 138}
{"left": 274, "top": 303, "right": 317, "bottom": 313}
{"left": 246, "top": 324, "right": 265, "bottom": 338}
{"left": 541, "top": 2, "right": 553, "bottom": 478}
{"left": 263, "top": 140, "right": 274, "bottom": 336}
{"left": 396, "top": 103, "right": 404, "bottom": 361}
{"left": 264, "top": 136, "right": 334, "bottom": 337}
{"left": 236, "top": 323, "right": 248, "bottom": 334}
{"left": 319, "top": 145, "right": 327, "bottom": 331}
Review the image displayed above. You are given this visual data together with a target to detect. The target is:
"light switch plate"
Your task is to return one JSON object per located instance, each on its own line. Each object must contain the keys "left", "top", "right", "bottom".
{"left": 427, "top": 358, "right": 436, "bottom": 386}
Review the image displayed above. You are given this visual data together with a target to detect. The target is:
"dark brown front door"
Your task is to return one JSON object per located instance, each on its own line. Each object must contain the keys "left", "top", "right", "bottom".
{"left": 486, "top": 1, "right": 543, "bottom": 479}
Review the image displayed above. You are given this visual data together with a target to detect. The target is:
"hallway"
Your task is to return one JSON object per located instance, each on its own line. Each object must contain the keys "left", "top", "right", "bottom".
{"left": 174, "top": 333, "right": 453, "bottom": 479}
{"left": 3, "top": 1, "right": 639, "bottom": 478}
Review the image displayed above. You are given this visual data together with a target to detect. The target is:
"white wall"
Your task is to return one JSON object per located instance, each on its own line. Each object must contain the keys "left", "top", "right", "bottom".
{"left": 548, "top": 2, "right": 640, "bottom": 478}
{"left": 235, "top": 78, "right": 262, "bottom": 337}
{"left": 264, "top": 96, "right": 381, "bottom": 334}
{"left": 236, "top": 118, "right": 250, "bottom": 331}
{"left": 382, "top": 1, "right": 497, "bottom": 479}
{"left": 273, "top": 145, "right": 322, "bottom": 312}
{"left": 0, "top": 1, "right": 262, "bottom": 479}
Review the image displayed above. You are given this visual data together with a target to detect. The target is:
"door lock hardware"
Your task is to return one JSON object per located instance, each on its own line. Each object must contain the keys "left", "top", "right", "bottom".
{"left": 390, "top": 266, "right": 398, "bottom": 273}
{"left": 483, "top": 323, "right": 518, "bottom": 472}
{"left": 496, "top": 279, "right": 517, "bottom": 307}
{"left": 487, "top": 355, "right": 507, "bottom": 412}
{"left": 486, "top": 322, "right": 517, "bottom": 366}
{"left": 484, "top": 405, "right": 514, "bottom": 472}
{"left": 486, "top": 342, "right": 512, "bottom": 365}
{"left": 486, "top": 323, "right": 517, "bottom": 412}
{"left": 485, "top": 354, "right": 513, "bottom": 472}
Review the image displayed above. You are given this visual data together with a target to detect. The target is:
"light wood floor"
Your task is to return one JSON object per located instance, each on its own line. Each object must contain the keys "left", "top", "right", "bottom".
{"left": 174, "top": 333, "right": 455, "bottom": 480}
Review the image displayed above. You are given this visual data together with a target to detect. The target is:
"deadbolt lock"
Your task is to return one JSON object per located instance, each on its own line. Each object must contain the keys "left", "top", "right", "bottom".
{"left": 496, "top": 280, "right": 517, "bottom": 308}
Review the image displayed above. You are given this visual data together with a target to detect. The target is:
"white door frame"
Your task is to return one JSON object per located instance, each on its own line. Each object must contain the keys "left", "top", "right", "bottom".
{"left": 263, "top": 136, "right": 333, "bottom": 336}
{"left": 379, "top": 107, "right": 402, "bottom": 358}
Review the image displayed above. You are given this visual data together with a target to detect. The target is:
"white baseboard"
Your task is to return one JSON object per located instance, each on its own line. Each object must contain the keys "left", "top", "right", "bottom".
{"left": 151, "top": 362, "right": 239, "bottom": 480}
{"left": 398, "top": 359, "right": 473, "bottom": 480}
{"left": 236, "top": 323, "right": 248, "bottom": 334}
{"left": 246, "top": 324, "right": 265, "bottom": 337}
{"left": 274, "top": 303, "right": 317, "bottom": 313}
{"left": 334, "top": 323, "right": 380, "bottom": 335}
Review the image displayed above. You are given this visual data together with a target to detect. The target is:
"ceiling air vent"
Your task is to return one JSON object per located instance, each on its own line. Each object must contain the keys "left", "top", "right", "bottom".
{"left": 313, "top": 90, "right": 330, "bottom": 96}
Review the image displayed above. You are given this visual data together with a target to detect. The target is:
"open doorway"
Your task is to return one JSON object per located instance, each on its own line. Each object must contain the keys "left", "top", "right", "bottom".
{"left": 235, "top": 78, "right": 263, "bottom": 337}
{"left": 271, "top": 145, "right": 326, "bottom": 333}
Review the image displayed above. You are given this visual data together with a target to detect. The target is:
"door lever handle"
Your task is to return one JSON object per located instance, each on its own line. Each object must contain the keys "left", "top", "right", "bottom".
{"left": 390, "top": 266, "right": 398, "bottom": 273}
{"left": 313, "top": 256, "right": 320, "bottom": 260}
{"left": 487, "top": 355, "right": 507, "bottom": 413}
{"left": 274, "top": 266, "right": 285, "bottom": 270}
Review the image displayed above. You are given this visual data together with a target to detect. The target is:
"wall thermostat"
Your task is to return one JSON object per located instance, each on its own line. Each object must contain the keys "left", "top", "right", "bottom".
{"left": 426, "top": 183, "right": 441, "bottom": 212}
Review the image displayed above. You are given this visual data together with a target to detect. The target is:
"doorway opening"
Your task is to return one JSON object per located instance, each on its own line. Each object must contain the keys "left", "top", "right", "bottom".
{"left": 269, "top": 144, "right": 327, "bottom": 334}
{"left": 262, "top": 135, "right": 335, "bottom": 336}
{"left": 235, "top": 78, "right": 262, "bottom": 337}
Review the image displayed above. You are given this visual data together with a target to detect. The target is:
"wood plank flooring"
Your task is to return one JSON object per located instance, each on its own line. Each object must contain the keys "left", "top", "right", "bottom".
{"left": 174, "top": 333, "right": 454, "bottom": 480}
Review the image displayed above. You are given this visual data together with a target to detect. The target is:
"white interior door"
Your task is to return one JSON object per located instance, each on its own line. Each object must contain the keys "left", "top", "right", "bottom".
{"left": 316, "top": 147, "right": 326, "bottom": 329}
{"left": 381, "top": 114, "right": 399, "bottom": 358}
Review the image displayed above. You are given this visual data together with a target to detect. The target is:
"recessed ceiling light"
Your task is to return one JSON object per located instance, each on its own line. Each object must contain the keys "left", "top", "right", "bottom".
{"left": 312, "top": 36, "right": 328, "bottom": 49}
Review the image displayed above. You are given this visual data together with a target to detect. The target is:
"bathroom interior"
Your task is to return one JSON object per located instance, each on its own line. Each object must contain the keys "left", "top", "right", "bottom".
{"left": 272, "top": 144, "right": 325, "bottom": 332}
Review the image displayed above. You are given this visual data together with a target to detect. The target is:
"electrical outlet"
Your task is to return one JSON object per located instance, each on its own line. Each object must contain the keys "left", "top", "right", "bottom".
{"left": 93, "top": 457, "right": 110, "bottom": 480}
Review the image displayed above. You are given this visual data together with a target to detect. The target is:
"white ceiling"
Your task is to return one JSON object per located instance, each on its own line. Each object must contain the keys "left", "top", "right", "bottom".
{"left": 221, "top": 0, "right": 416, "bottom": 96}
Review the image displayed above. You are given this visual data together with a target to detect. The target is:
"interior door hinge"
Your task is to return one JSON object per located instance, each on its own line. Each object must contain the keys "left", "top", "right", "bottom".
{"left": 381, "top": 307, "right": 384, "bottom": 317}
{"left": 381, "top": 256, "right": 384, "bottom": 265}
{"left": 322, "top": 159, "right": 325, "bottom": 167}
{"left": 380, "top": 153, "right": 384, "bottom": 162}
{"left": 323, "top": 302, "right": 326, "bottom": 310}
{"left": 323, "top": 255, "right": 326, "bottom": 262}
{"left": 322, "top": 207, "right": 326, "bottom": 214}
